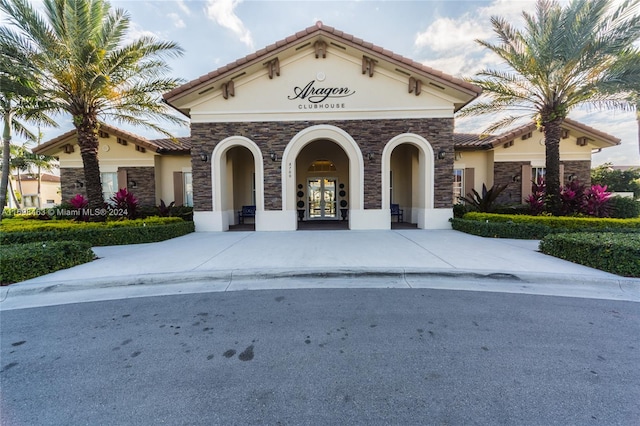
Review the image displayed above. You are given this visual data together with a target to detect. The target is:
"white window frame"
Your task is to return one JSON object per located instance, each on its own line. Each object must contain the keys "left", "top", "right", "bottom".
{"left": 453, "top": 169, "right": 464, "bottom": 204}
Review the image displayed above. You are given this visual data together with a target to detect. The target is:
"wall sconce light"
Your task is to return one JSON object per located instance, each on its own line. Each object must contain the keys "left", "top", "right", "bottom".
{"left": 270, "top": 151, "right": 278, "bottom": 162}
{"left": 437, "top": 150, "right": 446, "bottom": 160}
{"left": 568, "top": 173, "right": 577, "bottom": 182}
{"left": 129, "top": 180, "right": 137, "bottom": 189}
{"left": 512, "top": 174, "right": 521, "bottom": 183}
{"left": 199, "top": 152, "right": 208, "bottom": 162}
{"left": 75, "top": 180, "right": 84, "bottom": 188}
{"left": 367, "top": 152, "right": 375, "bottom": 161}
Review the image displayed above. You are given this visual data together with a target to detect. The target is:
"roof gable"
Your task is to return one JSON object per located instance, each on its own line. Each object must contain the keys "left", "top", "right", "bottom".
{"left": 454, "top": 118, "right": 620, "bottom": 151}
{"left": 33, "top": 123, "right": 190, "bottom": 156}
{"left": 164, "top": 21, "right": 481, "bottom": 117}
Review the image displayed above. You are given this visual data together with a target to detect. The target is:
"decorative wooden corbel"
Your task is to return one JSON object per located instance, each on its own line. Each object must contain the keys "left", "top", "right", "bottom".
{"left": 314, "top": 40, "right": 327, "bottom": 58}
{"left": 267, "top": 58, "right": 280, "bottom": 79}
{"left": 222, "top": 80, "right": 235, "bottom": 99}
{"left": 362, "top": 56, "right": 375, "bottom": 77}
{"left": 408, "top": 77, "right": 422, "bottom": 96}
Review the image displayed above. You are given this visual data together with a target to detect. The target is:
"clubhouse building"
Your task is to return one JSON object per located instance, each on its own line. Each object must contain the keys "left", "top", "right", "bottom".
{"left": 35, "top": 22, "right": 620, "bottom": 231}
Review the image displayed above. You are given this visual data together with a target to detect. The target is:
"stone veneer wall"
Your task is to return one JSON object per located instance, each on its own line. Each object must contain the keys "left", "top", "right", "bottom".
{"left": 60, "top": 168, "right": 87, "bottom": 202}
{"left": 494, "top": 161, "right": 530, "bottom": 205}
{"left": 119, "top": 167, "right": 156, "bottom": 206}
{"left": 562, "top": 161, "right": 591, "bottom": 185}
{"left": 190, "top": 118, "right": 454, "bottom": 211}
{"left": 61, "top": 167, "right": 156, "bottom": 206}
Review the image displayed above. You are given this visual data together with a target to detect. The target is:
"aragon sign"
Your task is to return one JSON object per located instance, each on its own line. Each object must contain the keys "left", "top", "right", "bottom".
{"left": 288, "top": 80, "right": 355, "bottom": 109}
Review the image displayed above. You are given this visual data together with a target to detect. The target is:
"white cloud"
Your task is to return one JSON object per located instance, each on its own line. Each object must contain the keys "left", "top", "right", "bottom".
{"left": 415, "top": 16, "right": 489, "bottom": 53}
{"left": 123, "top": 22, "right": 164, "bottom": 44}
{"left": 205, "top": 0, "right": 254, "bottom": 50}
{"left": 422, "top": 50, "right": 501, "bottom": 78}
{"left": 168, "top": 12, "right": 185, "bottom": 29}
{"left": 176, "top": 0, "right": 191, "bottom": 16}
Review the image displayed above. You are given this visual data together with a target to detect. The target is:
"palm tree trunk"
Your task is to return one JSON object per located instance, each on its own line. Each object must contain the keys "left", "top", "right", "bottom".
{"left": 37, "top": 164, "right": 42, "bottom": 208}
{"left": 8, "top": 177, "right": 20, "bottom": 208}
{"left": 16, "top": 168, "right": 24, "bottom": 205}
{"left": 0, "top": 110, "right": 12, "bottom": 221}
{"left": 75, "top": 114, "right": 105, "bottom": 221}
{"left": 543, "top": 117, "right": 564, "bottom": 215}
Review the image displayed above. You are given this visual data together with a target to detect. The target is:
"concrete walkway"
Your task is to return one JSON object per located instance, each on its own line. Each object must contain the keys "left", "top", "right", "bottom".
{"left": 2, "top": 230, "right": 639, "bottom": 309}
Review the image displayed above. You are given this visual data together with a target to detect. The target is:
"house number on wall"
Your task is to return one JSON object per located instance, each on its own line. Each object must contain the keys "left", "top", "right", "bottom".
{"left": 288, "top": 162, "right": 292, "bottom": 178}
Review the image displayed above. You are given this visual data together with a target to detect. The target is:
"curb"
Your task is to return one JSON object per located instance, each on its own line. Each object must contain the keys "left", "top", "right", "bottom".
{"left": 2, "top": 267, "right": 639, "bottom": 302}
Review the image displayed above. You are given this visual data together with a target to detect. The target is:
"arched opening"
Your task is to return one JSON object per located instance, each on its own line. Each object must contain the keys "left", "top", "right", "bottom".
{"left": 281, "top": 125, "right": 365, "bottom": 230}
{"left": 209, "top": 136, "right": 264, "bottom": 231}
{"left": 226, "top": 146, "right": 256, "bottom": 230}
{"left": 389, "top": 144, "right": 420, "bottom": 228}
{"left": 295, "top": 140, "right": 349, "bottom": 227}
{"left": 382, "top": 134, "right": 434, "bottom": 229}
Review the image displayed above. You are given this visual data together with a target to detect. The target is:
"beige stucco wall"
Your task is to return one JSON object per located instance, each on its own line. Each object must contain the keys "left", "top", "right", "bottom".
{"left": 154, "top": 155, "right": 192, "bottom": 205}
{"left": 57, "top": 134, "right": 155, "bottom": 171}
{"left": 8, "top": 178, "right": 61, "bottom": 208}
{"left": 492, "top": 128, "right": 593, "bottom": 166}
{"left": 453, "top": 150, "right": 494, "bottom": 194}
{"left": 186, "top": 48, "right": 459, "bottom": 124}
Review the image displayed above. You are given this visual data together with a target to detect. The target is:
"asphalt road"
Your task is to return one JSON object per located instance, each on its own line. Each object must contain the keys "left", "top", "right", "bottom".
{"left": 1, "top": 287, "right": 639, "bottom": 425}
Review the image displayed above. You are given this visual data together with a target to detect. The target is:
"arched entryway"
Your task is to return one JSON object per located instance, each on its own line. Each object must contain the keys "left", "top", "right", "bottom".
{"left": 295, "top": 140, "right": 350, "bottom": 226}
{"left": 282, "top": 125, "right": 365, "bottom": 230}
{"left": 210, "top": 136, "right": 264, "bottom": 231}
{"left": 382, "top": 133, "right": 434, "bottom": 229}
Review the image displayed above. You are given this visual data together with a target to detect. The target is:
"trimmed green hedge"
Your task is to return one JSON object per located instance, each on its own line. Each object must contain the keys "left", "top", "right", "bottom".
{"left": 539, "top": 233, "right": 640, "bottom": 277}
{"left": 452, "top": 213, "right": 640, "bottom": 239}
{"left": 451, "top": 218, "right": 554, "bottom": 239}
{"left": 0, "top": 241, "right": 95, "bottom": 284}
{"left": 0, "top": 217, "right": 195, "bottom": 246}
{"left": 463, "top": 212, "right": 640, "bottom": 229}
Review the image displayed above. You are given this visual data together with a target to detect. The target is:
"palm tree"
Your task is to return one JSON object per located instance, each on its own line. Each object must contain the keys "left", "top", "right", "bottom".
{"left": 461, "top": 0, "right": 640, "bottom": 214}
{"left": 0, "top": 44, "right": 56, "bottom": 219}
{"left": 9, "top": 141, "right": 57, "bottom": 208}
{"left": 0, "top": 0, "right": 185, "bottom": 218}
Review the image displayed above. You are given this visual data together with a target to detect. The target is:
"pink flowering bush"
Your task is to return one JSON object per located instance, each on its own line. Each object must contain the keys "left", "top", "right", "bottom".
{"left": 109, "top": 188, "right": 139, "bottom": 219}
{"left": 526, "top": 178, "right": 612, "bottom": 217}
{"left": 525, "top": 178, "right": 546, "bottom": 215}
{"left": 584, "top": 184, "right": 611, "bottom": 217}
{"left": 69, "top": 194, "right": 88, "bottom": 209}
{"left": 68, "top": 194, "right": 89, "bottom": 221}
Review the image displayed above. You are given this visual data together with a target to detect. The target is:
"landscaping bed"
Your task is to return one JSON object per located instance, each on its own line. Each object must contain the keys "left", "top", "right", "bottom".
{"left": 1, "top": 217, "right": 195, "bottom": 246}
{"left": 451, "top": 212, "right": 640, "bottom": 239}
{"left": 539, "top": 233, "right": 640, "bottom": 277}
{"left": 0, "top": 241, "right": 95, "bottom": 285}
{"left": 451, "top": 212, "right": 640, "bottom": 277}
{"left": 0, "top": 216, "right": 195, "bottom": 284}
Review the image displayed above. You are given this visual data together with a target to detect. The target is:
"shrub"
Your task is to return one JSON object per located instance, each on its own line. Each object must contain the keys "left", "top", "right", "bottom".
{"left": 453, "top": 203, "right": 469, "bottom": 218}
{"left": 0, "top": 241, "right": 95, "bottom": 284}
{"left": 526, "top": 178, "right": 546, "bottom": 215}
{"left": 452, "top": 213, "right": 640, "bottom": 239}
{"left": 492, "top": 204, "right": 531, "bottom": 215}
{"left": 0, "top": 217, "right": 195, "bottom": 246}
{"left": 591, "top": 163, "right": 640, "bottom": 198}
{"left": 539, "top": 233, "right": 640, "bottom": 277}
{"left": 109, "top": 188, "right": 139, "bottom": 219}
{"left": 463, "top": 212, "right": 640, "bottom": 230}
{"left": 451, "top": 218, "right": 553, "bottom": 239}
{"left": 608, "top": 196, "right": 640, "bottom": 219}
{"left": 460, "top": 183, "right": 509, "bottom": 213}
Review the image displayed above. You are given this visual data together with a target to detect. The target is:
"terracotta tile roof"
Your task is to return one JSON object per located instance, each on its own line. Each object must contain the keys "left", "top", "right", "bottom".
{"left": 32, "top": 123, "right": 190, "bottom": 155}
{"left": 150, "top": 137, "right": 191, "bottom": 154}
{"left": 163, "top": 21, "right": 482, "bottom": 105}
{"left": 454, "top": 118, "right": 620, "bottom": 150}
{"left": 11, "top": 173, "right": 60, "bottom": 182}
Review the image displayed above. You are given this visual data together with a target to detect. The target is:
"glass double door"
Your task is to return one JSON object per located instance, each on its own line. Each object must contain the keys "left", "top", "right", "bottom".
{"left": 308, "top": 178, "right": 337, "bottom": 219}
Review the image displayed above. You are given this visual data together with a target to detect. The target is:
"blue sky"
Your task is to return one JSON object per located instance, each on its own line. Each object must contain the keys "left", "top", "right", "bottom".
{"left": 7, "top": 0, "right": 640, "bottom": 166}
